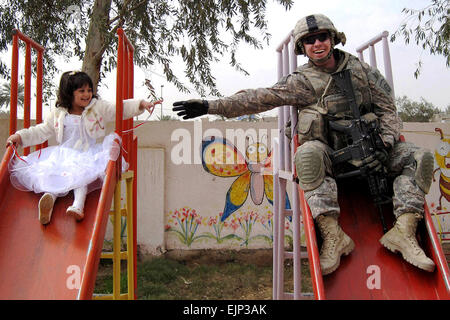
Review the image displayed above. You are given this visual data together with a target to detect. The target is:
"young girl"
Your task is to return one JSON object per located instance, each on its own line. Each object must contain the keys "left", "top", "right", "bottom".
{"left": 6, "top": 71, "right": 158, "bottom": 225}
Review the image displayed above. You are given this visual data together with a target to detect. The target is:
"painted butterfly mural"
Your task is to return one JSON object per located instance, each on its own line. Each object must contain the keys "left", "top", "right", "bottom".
{"left": 202, "top": 136, "right": 291, "bottom": 222}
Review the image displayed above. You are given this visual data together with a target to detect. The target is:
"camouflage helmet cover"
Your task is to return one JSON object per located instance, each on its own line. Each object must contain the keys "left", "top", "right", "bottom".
{"left": 293, "top": 14, "right": 346, "bottom": 55}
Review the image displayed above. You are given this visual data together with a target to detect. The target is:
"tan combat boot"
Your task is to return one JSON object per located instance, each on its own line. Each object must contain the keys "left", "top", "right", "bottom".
{"left": 316, "top": 215, "right": 355, "bottom": 275}
{"left": 379, "top": 213, "right": 435, "bottom": 272}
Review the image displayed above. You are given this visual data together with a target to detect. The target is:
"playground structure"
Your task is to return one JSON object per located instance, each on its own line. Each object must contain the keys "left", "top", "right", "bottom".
{"left": 0, "top": 28, "right": 137, "bottom": 299}
{"left": 0, "top": 25, "right": 449, "bottom": 301}
{"left": 272, "top": 30, "right": 450, "bottom": 300}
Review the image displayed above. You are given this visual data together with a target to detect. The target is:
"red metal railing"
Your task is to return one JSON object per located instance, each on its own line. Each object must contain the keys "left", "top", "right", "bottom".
{"left": 115, "top": 27, "right": 138, "bottom": 299}
{"left": 10, "top": 29, "right": 45, "bottom": 155}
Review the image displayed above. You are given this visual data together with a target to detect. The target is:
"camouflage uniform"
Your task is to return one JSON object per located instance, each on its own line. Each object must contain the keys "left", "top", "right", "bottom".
{"left": 208, "top": 48, "right": 431, "bottom": 220}
{"left": 182, "top": 13, "right": 435, "bottom": 273}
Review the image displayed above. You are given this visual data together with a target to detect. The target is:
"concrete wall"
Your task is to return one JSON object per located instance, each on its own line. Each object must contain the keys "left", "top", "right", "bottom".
{"left": 2, "top": 118, "right": 449, "bottom": 255}
{"left": 135, "top": 118, "right": 287, "bottom": 254}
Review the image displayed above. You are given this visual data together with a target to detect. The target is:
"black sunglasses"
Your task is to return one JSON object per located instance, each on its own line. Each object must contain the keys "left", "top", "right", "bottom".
{"left": 302, "top": 32, "right": 330, "bottom": 45}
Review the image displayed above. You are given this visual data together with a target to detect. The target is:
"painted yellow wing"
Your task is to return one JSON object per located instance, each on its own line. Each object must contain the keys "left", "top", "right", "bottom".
{"left": 202, "top": 136, "right": 248, "bottom": 177}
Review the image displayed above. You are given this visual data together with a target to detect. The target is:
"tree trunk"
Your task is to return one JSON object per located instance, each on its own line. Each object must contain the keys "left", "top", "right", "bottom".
{"left": 82, "top": 0, "right": 112, "bottom": 93}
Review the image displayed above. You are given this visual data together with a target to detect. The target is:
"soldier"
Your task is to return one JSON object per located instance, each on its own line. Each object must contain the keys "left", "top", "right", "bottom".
{"left": 172, "top": 14, "right": 435, "bottom": 275}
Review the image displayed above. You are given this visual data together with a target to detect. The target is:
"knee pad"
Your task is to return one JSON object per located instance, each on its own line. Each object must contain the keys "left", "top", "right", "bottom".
{"left": 294, "top": 146, "right": 325, "bottom": 191}
{"left": 414, "top": 150, "right": 434, "bottom": 194}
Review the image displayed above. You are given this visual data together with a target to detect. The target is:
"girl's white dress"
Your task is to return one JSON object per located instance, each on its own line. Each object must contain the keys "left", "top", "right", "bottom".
{"left": 9, "top": 114, "right": 126, "bottom": 197}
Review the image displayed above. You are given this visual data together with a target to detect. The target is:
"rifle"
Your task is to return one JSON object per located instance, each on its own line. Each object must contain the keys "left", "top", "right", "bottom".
{"left": 328, "top": 69, "right": 390, "bottom": 233}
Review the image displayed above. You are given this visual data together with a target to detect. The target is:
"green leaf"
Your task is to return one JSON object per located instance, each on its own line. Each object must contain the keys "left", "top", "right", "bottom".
{"left": 0, "top": 0, "right": 294, "bottom": 96}
{"left": 391, "top": 0, "right": 449, "bottom": 78}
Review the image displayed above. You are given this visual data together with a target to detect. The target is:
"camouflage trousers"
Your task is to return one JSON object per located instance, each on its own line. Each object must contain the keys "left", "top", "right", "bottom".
{"left": 294, "top": 140, "right": 427, "bottom": 220}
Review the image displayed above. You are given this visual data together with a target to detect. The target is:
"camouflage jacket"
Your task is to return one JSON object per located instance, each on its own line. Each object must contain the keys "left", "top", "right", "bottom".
{"left": 207, "top": 49, "right": 401, "bottom": 148}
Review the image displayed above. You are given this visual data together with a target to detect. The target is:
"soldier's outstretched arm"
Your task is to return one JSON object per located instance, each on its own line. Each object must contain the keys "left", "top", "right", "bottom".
{"left": 172, "top": 73, "right": 315, "bottom": 119}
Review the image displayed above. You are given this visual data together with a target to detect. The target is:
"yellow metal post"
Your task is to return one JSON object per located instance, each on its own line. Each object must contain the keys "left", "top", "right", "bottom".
{"left": 113, "top": 179, "right": 122, "bottom": 300}
{"left": 93, "top": 171, "right": 135, "bottom": 300}
{"left": 126, "top": 173, "right": 135, "bottom": 299}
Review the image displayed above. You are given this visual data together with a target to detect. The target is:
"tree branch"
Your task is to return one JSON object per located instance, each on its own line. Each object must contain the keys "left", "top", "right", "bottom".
{"left": 93, "top": 23, "right": 121, "bottom": 62}
{"left": 108, "top": 0, "right": 147, "bottom": 26}
{"left": 94, "top": 0, "right": 147, "bottom": 62}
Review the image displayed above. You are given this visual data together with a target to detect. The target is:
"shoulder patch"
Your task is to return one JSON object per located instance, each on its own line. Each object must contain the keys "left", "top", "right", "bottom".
{"left": 368, "top": 68, "right": 392, "bottom": 96}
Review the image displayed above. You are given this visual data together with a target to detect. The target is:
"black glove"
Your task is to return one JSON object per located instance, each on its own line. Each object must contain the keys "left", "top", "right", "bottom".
{"left": 173, "top": 99, "right": 209, "bottom": 119}
{"left": 360, "top": 150, "right": 388, "bottom": 174}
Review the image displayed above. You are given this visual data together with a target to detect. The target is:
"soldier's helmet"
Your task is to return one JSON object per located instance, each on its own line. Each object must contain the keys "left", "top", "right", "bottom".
{"left": 293, "top": 14, "right": 346, "bottom": 55}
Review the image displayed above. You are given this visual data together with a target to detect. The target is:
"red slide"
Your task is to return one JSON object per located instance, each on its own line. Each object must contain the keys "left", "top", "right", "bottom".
{"left": 0, "top": 146, "right": 117, "bottom": 299}
{"left": 300, "top": 178, "right": 450, "bottom": 300}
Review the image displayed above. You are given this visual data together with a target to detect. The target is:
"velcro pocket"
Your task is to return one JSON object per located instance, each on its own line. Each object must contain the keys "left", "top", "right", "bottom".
{"left": 297, "top": 108, "right": 327, "bottom": 145}
{"left": 298, "top": 110, "right": 318, "bottom": 134}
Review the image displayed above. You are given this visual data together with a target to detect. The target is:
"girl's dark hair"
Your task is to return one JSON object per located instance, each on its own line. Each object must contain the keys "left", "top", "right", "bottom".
{"left": 55, "top": 71, "right": 97, "bottom": 109}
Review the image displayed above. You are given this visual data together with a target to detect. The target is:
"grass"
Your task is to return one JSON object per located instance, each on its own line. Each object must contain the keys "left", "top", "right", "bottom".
{"left": 94, "top": 251, "right": 313, "bottom": 300}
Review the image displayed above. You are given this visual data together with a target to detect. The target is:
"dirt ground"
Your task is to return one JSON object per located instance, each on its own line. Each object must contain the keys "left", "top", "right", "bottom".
{"left": 96, "top": 248, "right": 311, "bottom": 299}
{"left": 162, "top": 248, "right": 276, "bottom": 267}
{"left": 164, "top": 249, "right": 282, "bottom": 300}
{"left": 158, "top": 248, "right": 309, "bottom": 299}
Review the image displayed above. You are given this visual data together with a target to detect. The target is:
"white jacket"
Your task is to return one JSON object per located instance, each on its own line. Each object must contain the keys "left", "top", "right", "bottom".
{"left": 17, "top": 98, "right": 144, "bottom": 148}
